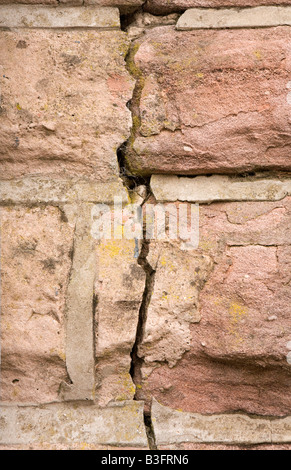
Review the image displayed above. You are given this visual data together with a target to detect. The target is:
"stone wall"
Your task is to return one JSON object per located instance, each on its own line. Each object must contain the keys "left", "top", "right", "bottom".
{"left": 0, "top": 1, "right": 291, "bottom": 450}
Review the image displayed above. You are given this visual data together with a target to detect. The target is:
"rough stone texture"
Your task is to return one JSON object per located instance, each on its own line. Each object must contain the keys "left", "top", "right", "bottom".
{"left": 151, "top": 175, "right": 291, "bottom": 203}
{"left": 0, "top": 0, "right": 82, "bottom": 3}
{"left": 0, "top": 5, "right": 120, "bottom": 29}
{"left": 138, "top": 197, "right": 291, "bottom": 416}
{"left": 137, "top": 242, "right": 213, "bottom": 369}
{"left": 1, "top": 1, "right": 291, "bottom": 448}
{"left": 145, "top": 0, "right": 291, "bottom": 15}
{"left": 0, "top": 401, "right": 148, "bottom": 447}
{"left": 0, "top": 0, "right": 144, "bottom": 12}
{"left": 0, "top": 29, "right": 134, "bottom": 181}
{"left": 0, "top": 178, "right": 129, "bottom": 205}
{"left": 177, "top": 6, "right": 291, "bottom": 30}
{"left": 126, "top": 11, "right": 180, "bottom": 40}
{"left": 0, "top": 445, "right": 148, "bottom": 449}
{"left": 95, "top": 239, "right": 146, "bottom": 406}
{"left": 0, "top": 206, "right": 74, "bottom": 403}
{"left": 59, "top": 204, "right": 97, "bottom": 401}
{"left": 127, "top": 26, "right": 291, "bottom": 176}
{"left": 151, "top": 399, "right": 291, "bottom": 446}
{"left": 86, "top": 0, "right": 145, "bottom": 12}
{"left": 159, "top": 443, "right": 291, "bottom": 450}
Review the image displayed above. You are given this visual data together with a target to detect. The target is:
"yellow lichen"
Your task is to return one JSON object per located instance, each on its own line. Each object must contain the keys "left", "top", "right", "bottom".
{"left": 254, "top": 50, "right": 262, "bottom": 60}
{"left": 228, "top": 302, "right": 248, "bottom": 346}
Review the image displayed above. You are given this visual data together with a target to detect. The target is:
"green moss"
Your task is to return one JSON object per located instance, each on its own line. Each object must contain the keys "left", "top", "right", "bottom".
{"left": 126, "top": 43, "right": 142, "bottom": 79}
{"left": 123, "top": 41, "right": 146, "bottom": 167}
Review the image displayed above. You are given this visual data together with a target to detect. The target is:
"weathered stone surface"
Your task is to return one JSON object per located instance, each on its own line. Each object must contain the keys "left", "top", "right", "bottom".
{"left": 0, "top": 0, "right": 81, "bottom": 4}
{"left": 151, "top": 175, "right": 291, "bottom": 203}
{"left": 0, "top": 5, "right": 120, "bottom": 29}
{"left": 60, "top": 204, "right": 97, "bottom": 401}
{"left": 86, "top": 0, "right": 145, "bottom": 13}
{"left": 138, "top": 197, "right": 291, "bottom": 416}
{"left": 127, "top": 27, "right": 291, "bottom": 176}
{"left": 0, "top": 206, "right": 74, "bottom": 403}
{"left": 151, "top": 399, "right": 291, "bottom": 446}
{"left": 0, "top": 0, "right": 144, "bottom": 11}
{"left": 137, "top": 242, "right": 213, "bottom": 369}
{"left": 177, "top": 6, "right": 291, "bottom": 30}
{"left": 0, "top": 444, "right": 148, "bottom": 449}
{"left": 145, "top": 0, "right": 291, "bottom": 15}
{"left": 0, "top": 29, "right": 133, "bottom": 181}
{"left": 159, "top": 443, "right": 291, "bottom": 450}
{"left": 126, "top": 10, "right": 180, "bottom": 40}
{"left": 272, "top": 417, "right": 291, "bottom": 443}
{"left": 0, "top": 401, "right": 148, "bottom": 447}
{"left": 95, "top": 238, "right": 146, "bottom": 406}
{"left": 0, "top": 178, "right": 129, "bottom": 204}
{"left": 151, "top": 399, "right": 272, "bottom": 445}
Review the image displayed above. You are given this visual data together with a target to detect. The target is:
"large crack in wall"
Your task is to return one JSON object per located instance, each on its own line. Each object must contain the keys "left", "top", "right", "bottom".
{"left": 1, "top": 2, "right": 291, "bottom": 449}
{"left": 115, "top": 7, "right": 291, "bottom": 448}
{"left": 116, "top": 20, "right": 159, "bottom": 447}
{"left": 129, "top": 238, "right": 157, "bottom": 449}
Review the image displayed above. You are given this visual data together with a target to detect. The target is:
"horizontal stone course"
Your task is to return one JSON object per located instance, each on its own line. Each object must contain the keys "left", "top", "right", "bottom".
{"left": 0, "top": 178, "right": 129, "bottom": 204}
{"left": 0, "top": 401, "right": 148, "bottom": 446}
{"left": 152, "top": 400, "right": 291, "bottom": 446}
{"left": 0, "top": 1, "right": 144, "bottom": 12}
{"left": 151, "top": 175, "right": 291, "bottom": 203}
{"left": 145, "top": 0, "right": 291, "bottom": 15}
{"left": 177, "top": 6, "right": 291, "bottom": 30}
{"left": 0, "top": 5, "right": 120, "bottom": 29}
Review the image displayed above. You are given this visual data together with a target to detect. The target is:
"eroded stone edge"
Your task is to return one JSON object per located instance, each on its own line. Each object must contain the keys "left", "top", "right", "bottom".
{"left": 59, "top": 204, "right": 97, "bottom": 401}
{"left": 0, "top": 401, "right": 149, "bottom": 447}
{"left": 0, "top": 6, "right": 120, "bottom": 29}
{"left": 150, "top": 175, "right": 291, "bottom": 203}
{"left": 176, "top": 6, "right": 291, "bottom": 30}
{"left": 151, "top": 399, "right": 291, "bottom": 446}
{"left": 0, "top": 178, "right": 130, "bottom": 205}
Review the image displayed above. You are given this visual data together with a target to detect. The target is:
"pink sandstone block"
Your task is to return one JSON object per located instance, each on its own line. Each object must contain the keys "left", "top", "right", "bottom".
{"left": 128, "top": 27, "right": 291, "bottom": 175}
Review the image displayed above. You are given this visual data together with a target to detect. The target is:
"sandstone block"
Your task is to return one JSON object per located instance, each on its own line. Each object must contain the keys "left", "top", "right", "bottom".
{"left": 0, "top": 0, "right": 144, "bottom": 11}
{"left": 145, "top": 0, "right": 291, "bottom": 15}
{"left": 60, "top": 204, "right": 97, "bottom": 401}
{"left": 138, "top": 198, "right": 291, "bottom": 416}
{"left": 137, "top": 242, "right": 213, "bottom": 369}
{"left": 0, "top": 401, "right": 148, "bottom": 447}
{"left": 151, "top": 399, "right": 291, "bottom": 446}
{"left": 95, "top": 239, "right": 146, "bottom": 406}
{"left": 0, "top": 29, "right": 133, "bottom": 181}
{"left": 0, "top": 206, "right": 74, "bottom": 403}
{"left": 177, "top": 6, "right": 291, "bottom": 30}
{"left": 0, "top": 5, "right": 120, "bottom": 28}
{"left": 151, "top": 175, "right": 291, "bottom": 203}
{"left": 85, "top": 0, "right": 145, "bottom": 13}
{"left": 127, "top": 27, "right": 291, "bottom": 175}
{"left": 0, "top": 178, "right": 129, "bottom": 204}
{"left": 0, "top": 0, "right": 82, "bottom": 4}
